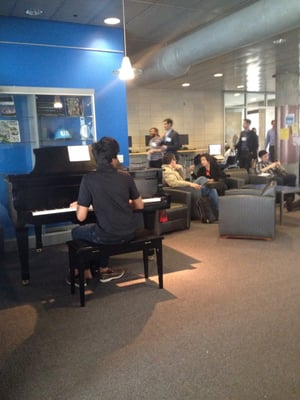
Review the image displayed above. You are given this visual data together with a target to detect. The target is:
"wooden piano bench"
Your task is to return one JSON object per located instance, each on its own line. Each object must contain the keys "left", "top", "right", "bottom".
{"left": 67, "top": 231, "right": 164, "bottom": 306}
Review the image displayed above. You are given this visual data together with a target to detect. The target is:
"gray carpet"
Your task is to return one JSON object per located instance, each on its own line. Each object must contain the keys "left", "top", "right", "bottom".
{"left": 0, "top": 210, "right": 300, "bottom": 400}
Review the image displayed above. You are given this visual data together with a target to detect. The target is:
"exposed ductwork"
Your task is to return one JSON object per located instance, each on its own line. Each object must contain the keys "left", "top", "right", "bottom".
{"left": 139, "top": 0, "right": 300, "bottom": 84}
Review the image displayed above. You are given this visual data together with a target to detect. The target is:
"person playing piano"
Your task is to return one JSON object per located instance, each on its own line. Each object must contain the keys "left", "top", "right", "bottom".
{"left": 67, "top": 136, "right": 144, "bottom": 287}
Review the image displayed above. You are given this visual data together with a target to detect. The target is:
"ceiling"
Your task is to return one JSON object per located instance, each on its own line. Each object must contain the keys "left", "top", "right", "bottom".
{"left": 1, "top": 0, "right": 300, "bottom": 92}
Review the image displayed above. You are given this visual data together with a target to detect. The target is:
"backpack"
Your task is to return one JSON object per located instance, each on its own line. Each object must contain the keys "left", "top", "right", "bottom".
{"left": 193, "top": 197, "right": 217, "bottom": 223}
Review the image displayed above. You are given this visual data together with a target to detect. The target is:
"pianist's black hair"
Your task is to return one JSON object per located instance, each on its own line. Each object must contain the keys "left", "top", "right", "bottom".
{"left": 92, "top": 137, "right": 120, "bottom": 166}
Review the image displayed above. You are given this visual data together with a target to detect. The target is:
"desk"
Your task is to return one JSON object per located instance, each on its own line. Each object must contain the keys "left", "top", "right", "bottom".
{"left": 130, "top": 149, "right": 207, "bottom": 177}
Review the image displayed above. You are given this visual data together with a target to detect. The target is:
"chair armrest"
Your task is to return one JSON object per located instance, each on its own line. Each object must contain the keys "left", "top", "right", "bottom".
{"left": 225, "top": 177, "right": 247, "bottom": 189}
{"left": 248, "top": 174, "right": 272, "bottom": 184}
{"left": 225, "top": 188, "right": 263, "bottom": 196}
{"left": 163, "top": 187, "right": 192, "bottom": 205}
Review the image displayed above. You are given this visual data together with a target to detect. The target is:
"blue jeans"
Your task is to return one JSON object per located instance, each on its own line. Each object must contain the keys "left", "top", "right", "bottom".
{"left": 194, "top": 176, "right": 219, "bottom": 211}
{"left": 72, "top": 224, "right": 135, "bottom": 268}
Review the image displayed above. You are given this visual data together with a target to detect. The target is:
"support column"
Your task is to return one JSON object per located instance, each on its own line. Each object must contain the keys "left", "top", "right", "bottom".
{"left": 275, "top": 72, "right": 300, "bottom": 183}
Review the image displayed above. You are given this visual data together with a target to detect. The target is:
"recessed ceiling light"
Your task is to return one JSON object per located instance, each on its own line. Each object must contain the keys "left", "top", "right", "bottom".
{"left": 273, "top": 38, "right": 286, "bottom": 45}
{"left": 234, "top": 93, "right": 240, "bottom": 97}
{"left": 182, "top": 82, "right": 190, "bottom": 87}
{"left": 104, "top": 17, "right": 120, "bottom": 25}
{"left": 25, "top": 8, "right": 43, "bottom": 16}
{"left": 213, "top": 73, "right": 223, "bottom": 77}
{"left": 237, "top": 85, "right": 244, "bottom": 89}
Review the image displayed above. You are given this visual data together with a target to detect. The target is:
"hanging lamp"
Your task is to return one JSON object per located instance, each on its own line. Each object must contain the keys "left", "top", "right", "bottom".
{"left": 119, "top": 0, "right": 134, "bottom": 80}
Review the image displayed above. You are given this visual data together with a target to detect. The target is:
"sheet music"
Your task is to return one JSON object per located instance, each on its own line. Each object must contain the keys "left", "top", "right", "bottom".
{"left": 67, "top": 145, "right": 90, "bottom": 162}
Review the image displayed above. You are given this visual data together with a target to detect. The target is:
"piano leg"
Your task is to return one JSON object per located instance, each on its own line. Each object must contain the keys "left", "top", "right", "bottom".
{"left": 15, "top": 226, "right": 30, "bottom": 284}
{"left": 34, "top": 225, "right": 43, "bottom": 252}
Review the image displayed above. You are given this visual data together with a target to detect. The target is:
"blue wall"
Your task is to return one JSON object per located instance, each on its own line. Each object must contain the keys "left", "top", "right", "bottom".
{"left": 0, "top": 16, "right": 129, "bottom": 238}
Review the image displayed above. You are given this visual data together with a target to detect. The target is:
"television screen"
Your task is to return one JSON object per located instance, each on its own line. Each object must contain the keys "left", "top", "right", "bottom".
{"left": 145, "top": 135, "right": 151, "bottom": 146}
{"left": 208, "top": 144, "right": 222, "bottom": 155}
{"left": 129, "top": 168, "right": 162, "bottom": 198}
{"left": 179, "top": 134, "right": 189, "bottom": 146}
{"left": 128, "top": 136, "right": 132, "bottom": 147}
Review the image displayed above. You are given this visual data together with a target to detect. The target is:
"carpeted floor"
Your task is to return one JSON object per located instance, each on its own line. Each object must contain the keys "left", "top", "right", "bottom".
{"left": 0, "top": 210, "right": 300, "bottom": 400}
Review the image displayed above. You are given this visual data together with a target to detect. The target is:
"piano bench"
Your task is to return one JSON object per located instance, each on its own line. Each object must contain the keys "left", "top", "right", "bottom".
{"left": 67, "top": 232, "right": 164, "bottom": 306}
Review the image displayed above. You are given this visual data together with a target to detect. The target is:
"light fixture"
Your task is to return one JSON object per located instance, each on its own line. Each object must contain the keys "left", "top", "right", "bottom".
{"left": 213, "top": 73, "right": 223, "bottom": 77}
{"left": 273, "top": 38, "right": 286, "bottom": 45}
{"left": 118, "top": 0, "right": 134, "bottom": 80}
{"left": 104, "top": 17, "right": 120, "bottom": 25}
{"left": 181, "top": 82, "right": 190, "bottom": 87}
{"left": 53, "top": 96, "right": 63, "bottom": 109}
{"left": 237, "top": 85, "right": 244, "bottom": 89}
{"left": 25, "top": 8, "right": 43, "bottom": 16}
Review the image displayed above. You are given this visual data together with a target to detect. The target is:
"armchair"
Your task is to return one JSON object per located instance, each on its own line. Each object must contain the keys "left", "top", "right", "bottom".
{"left": 225, "top": 168, "right": 272, "bottom": 189}
{"left": 219, "top": 181, "right": 276, "bottom": 239}
{"left": 153, "top": 187, "right": 192, "bottom": 235}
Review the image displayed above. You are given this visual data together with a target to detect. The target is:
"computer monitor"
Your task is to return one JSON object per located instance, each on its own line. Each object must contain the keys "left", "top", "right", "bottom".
{"left": 208, "top": 144, "right": 222, "bottom": 155}
{"left": 179, "top": 134, "right": 189, "bottom": 146}
{"left": 129, "top": 168, "right": 162, "bottom": 198}
{"left": 145, "top": 135, "right": 151, "bottom": 146}
{"left": 128, "top": 136, "right": 132, "bottom": 147}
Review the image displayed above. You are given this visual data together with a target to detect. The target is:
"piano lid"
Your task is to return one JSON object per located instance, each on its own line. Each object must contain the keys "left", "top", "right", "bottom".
{"left": 31, "top": 145, "right": 97, "bottom": 175}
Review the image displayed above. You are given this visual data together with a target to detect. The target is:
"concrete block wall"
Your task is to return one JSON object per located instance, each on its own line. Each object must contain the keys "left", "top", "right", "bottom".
{"left": 127, "top": 88, "right": 224, "bottom": 152}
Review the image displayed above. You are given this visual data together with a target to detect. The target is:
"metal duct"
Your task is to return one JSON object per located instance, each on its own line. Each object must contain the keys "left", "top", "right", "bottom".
{"left": 140, "top": 0, "right": 300, "bottom": 83}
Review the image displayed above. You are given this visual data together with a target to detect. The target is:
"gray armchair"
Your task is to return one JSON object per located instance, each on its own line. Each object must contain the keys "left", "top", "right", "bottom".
{"left": 225, "top": 168, "right": 271, "bottom": 189}
{"left": 219, "top": 181, "right": 276, "bottom": 239}
{"left": 153, "top": 187, "right": 192, "bottom": 235}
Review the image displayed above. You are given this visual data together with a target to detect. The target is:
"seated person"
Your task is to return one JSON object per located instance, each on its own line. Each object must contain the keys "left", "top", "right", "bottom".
{"left": 162, "top": 153, "right": 219, "bottom": 218}
{"left": 222, "top": 145, "right": 238, "bottom": 168}
{"left": 256, "top": 150, "right": 296, "bottom": 187}
{"left": 68, "top": 136, "right": 144, "bottom": 287}
{"left": 190, "top": 153, "right": 227, "bottom": 195}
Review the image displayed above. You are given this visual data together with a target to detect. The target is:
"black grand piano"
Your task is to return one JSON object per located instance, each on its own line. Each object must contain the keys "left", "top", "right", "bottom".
{"left": 7, "top": 146, "right": 169, "bottom": 284}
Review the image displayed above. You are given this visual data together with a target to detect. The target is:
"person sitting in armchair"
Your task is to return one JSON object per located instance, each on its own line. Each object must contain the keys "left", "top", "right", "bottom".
{"left": 162, "top": 153, "right": 219, "bottom": 218}
{"left": 256, "top": 150, "right": 296, "bottom": 187}
{"left": 189, "top": 153, "right": 227, "bottom": 195}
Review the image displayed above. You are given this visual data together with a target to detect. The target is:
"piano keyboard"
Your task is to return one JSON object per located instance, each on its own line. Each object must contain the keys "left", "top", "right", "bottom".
{"left": 32, "top": 208, "right": 76, "bottom": 216}
{"left": 32, "top": 197, "right": 163, "bottom": 216}
{"left": 142, "top": 197, "right": 162, "bottom": 203}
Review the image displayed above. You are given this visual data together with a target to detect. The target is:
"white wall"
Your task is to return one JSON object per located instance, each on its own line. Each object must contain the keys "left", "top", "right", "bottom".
{"left": 127, "top": 88, "right": 224, "bottom": 152}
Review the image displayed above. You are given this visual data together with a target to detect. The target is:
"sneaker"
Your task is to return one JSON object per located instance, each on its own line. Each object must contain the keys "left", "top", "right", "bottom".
{"left": 99, "top": 268, "right": 125, "bottom": 283}
{"left": 65, "top": 274, "right": 87, "bottom": 288}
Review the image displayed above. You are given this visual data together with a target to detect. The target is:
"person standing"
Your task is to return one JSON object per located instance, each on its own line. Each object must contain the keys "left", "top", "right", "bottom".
{"left": 147, "top": 127, "right": 163, "bottom": 168}
{"left": 161, "top": 118, "right": 181, "bottom": 161}
{"left": 265, "top": 120, "right": 276, "bottom": 162}
{"left": 235, "top": 118, "right": 258, "bottom": 171}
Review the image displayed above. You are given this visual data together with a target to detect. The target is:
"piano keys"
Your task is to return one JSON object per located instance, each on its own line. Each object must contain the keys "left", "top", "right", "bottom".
{"left": 6, "top": 146, "right": 169, "bottom": 283}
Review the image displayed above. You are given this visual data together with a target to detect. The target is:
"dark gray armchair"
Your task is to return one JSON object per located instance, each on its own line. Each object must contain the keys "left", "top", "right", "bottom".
{"left": 219, "top": 181, "right": 276, "bottom": 239}
{"left": 153, "top": 187, "right": 192, "bottom": 235}
{"left": 224, "top": 168, "right": 272, "bottom": 189}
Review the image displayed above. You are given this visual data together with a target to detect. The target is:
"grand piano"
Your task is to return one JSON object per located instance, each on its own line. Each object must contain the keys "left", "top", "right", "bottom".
{"left": 7, "top": 145, "right": 169, "bottom": 284}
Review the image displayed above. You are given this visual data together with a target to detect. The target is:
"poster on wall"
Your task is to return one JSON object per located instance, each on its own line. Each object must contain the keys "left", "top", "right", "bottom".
{"left": 0, "top": 120, "right": 21, "bottom": 143}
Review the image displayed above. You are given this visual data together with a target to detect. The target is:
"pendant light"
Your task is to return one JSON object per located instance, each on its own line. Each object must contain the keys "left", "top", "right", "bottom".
{"left": 53, "top": 96, "right": 63, "bottom": 109}
{"left": 119, "top": 0, "right": 134, "bottom": 80}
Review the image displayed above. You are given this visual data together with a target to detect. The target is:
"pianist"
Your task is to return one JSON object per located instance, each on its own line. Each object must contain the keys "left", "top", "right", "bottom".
{"left": 67, "top": 136, "right": 144, "bottom": 286}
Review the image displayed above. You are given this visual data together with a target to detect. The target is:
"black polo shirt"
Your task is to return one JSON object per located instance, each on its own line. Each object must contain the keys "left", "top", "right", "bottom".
{"left": 77, "top": 164, "right": 140, "bottom": 241}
